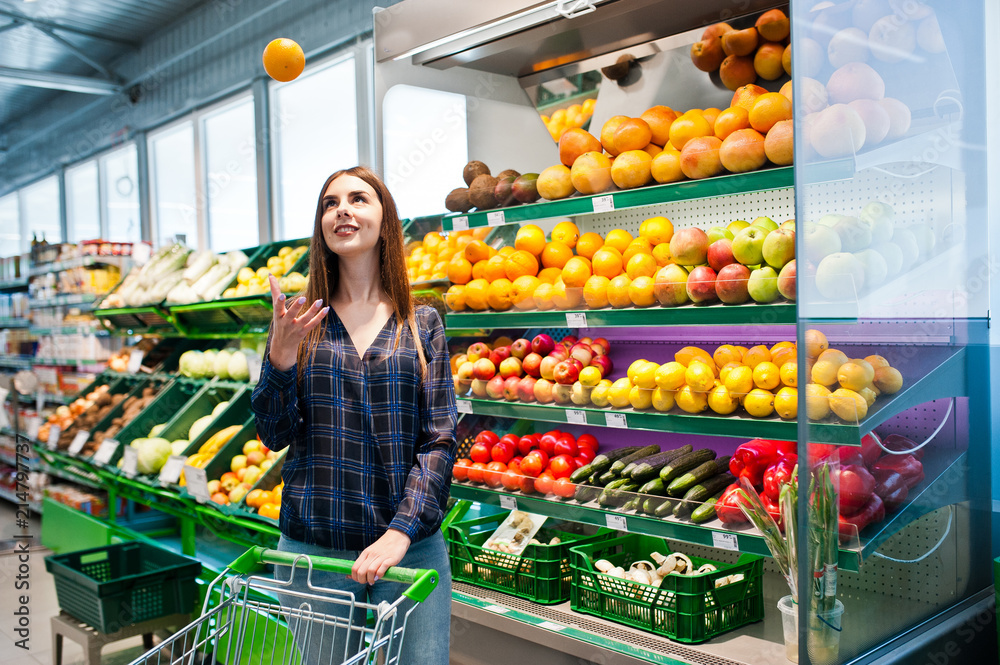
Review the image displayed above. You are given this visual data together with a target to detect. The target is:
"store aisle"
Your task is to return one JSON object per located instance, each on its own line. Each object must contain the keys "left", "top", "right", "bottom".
{"left": 0, "top": 502, "right": 148, "bottom": 665}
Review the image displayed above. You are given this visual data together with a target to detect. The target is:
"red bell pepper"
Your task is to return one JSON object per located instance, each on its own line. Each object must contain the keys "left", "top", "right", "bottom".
{"left": 760, "top": 491, "right": 784, "bottom": 530}
{"left": 881, "top": 434, "right": 924, "bottom": 460}
{"left": 838, "top": 494, "right": 885, "bottom": 543}
{"left": 729, "top": 439, "right": 781, "bottom": 487}
{"left": 874, "top": 470, "right": 909, "bottom": 511}
{"left": 762, "top": 455, "right": 797, "bottom": 503}
{"left": 860, "top": 432, "right": 883, "bottom": 468}
{"left": 716, "top": 483, "right": 749, "bottom": 526}
{"left": 837, "top": 464, "right": 876, "bottom": 516}
{"left": 872, "top": 454, "right": 924, "bottom": 489}
{"left": 807, "top": 443, "right": 838, "bottom": 465}
{"left": 834, "top": 446, "right": 865, "bottom": 468}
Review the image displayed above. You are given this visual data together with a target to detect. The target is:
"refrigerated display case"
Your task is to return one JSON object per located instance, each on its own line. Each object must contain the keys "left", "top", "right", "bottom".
{"left": 373, "top": 1, "right": 994, "bottom": 663}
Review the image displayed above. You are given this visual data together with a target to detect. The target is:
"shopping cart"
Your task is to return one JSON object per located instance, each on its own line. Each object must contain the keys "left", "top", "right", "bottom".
{"left": 126, "top": 546, "right": 439, "bottom": 665}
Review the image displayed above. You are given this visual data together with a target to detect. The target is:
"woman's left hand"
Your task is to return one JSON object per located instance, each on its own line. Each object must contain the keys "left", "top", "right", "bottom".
{"left": 351, "top": 529, "right": 411, "bottom": 585}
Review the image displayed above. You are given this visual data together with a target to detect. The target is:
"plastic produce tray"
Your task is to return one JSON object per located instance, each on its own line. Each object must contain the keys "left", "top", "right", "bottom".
{"left": 45, "top": 542, "right": 200, "bottom": 633}
{"left": 447, "top": 513, "right": 611, "bottom": 604}
{"left": 222, "top": 238, "right": 311, "bottom": 328}
{"left": 570, "top": 533, "right": 763, "bottom": 643}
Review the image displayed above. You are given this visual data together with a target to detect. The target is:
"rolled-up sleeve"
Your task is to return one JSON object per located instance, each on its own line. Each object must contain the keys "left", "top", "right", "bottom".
{"left": 251, "top": 336, "right": 303, "bottom": 453}
{"left": 389, "top": 309, "right": 457, "bottom": 542}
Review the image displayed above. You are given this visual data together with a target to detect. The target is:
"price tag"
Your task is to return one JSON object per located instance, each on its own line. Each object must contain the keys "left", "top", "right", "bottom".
{"left": 159, "top": 455, "right": 188, "bottom": 485}
{"left": 712, "top": 531, "right": 739, "bottom": 551}
{"left": 537, "top": 621, "right": 565, "bottom": 632}
{"left": 46, "top": 425, "right": 61, "bottom": 450}
{"left": 604, "top": 412, "right": 628, "bottom": 428}
{"left": 499, "top": 495, "right": 517, "bottom": 510}
{"left": 566, "top": 409, "right": 587, "bottom": 425}
{"left": 451, "top": 216, "right": 469, "bottom": 231}
{"left": 26, "top": 417, "right": 41, "bottom": 441}
{"left": 185, "top": 465, "right": 210, "bottom": 503}
{"left": 605, "top": 513, "right": 628, "bottom": 531}
{"left": 121, "top": 446, "right": 138, "bottom": 477}
{"left": 565, "top": 312, "right": 588, "bottom": 328}
{"left": 483, "top": 604, "right": 510, "bottom": 614}
{"left": 456, "top": 400, "right": 473, "bottom": 414}
{"left": 68, "top": 431, "right": 90, "bottom": 455}
{"left": 0, "top": 388, "right": 9, "bottom": 429}
{"left": 248, "top": 354, "right": 262, "bottom": 383}
{"left": 486, "top": 211, "right": 505, "bottom": 227}
{"left": 36, "top": 391, "right": 44, "bottom": 413}
{"left": 93, "top": 439, "right": 120, "bottom": 466}
{"left": 127, "top": 350, "right": 145, "bottom": 374}
{"left": 592, "top": 195, "right": 615, "bottom": 213}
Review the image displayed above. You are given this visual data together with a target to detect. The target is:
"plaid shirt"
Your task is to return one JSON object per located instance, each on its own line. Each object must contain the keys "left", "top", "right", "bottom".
{"left": 251, "top": 305, "right": 457, "bottom": 551}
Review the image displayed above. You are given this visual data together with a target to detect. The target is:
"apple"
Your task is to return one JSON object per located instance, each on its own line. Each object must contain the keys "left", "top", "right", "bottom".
{"left": 815, "top": 252, "right": 866, "bottom": 300}
{"left": 563, "top": 335, "right": 579, "bottom": 345}
{"left": 486, "top": 375, "right": 506, "bottom": 399}
{"left": 592, "top": 337, "right": 611, "bottom": 355}
{"left": 236, "top": 467, "right": 247, "bottom": 481}
{"left": 553, "top": 360, "right": 581, "bottom": 385}
{"left": 570, "top": 381, "right": 593, "bottom": 406}
{"left": 229, "top": 485, "right": 249, "bottom": 504}
{"left": 531, "top": 334, "right": 556, "bottom": 356}
{"left": 260, "top": 459, "right": 273, "bottom": 473}
{"left": 211, "top": 492, "right": 230, "bottom": 505}
{"left": 533, "top": 378, "right": 555, "bottom": 403}
{"left": 510, "top": 338, "right": 531, "bottom": 359}
{"left": 732, "top": 226, "right": 769, "bottom": 266}
{"left": 891, "top": 229, "right": 919, "bottom": 270}
{"left": 859, "top": 201, "right": 894, "bottom": 244}
{"left": 457, "top": 361, "right": 475, "bottom": 382}
{"left": 707, "top": 239, "right": 737, "bottom": 272}
{"left": 727, "top": 219, "right": 750, "bottom": 236}
{"left": 567, "top": 357, "right": 584, "bottom": 372}
{"left": 751, "top": 216, "right": 779, "bottom": 232}
{"left": 207, "top": 479, "right": 221, "bottom": 495}
{"left": 777, "top": 260, "right": 797, "bottom": 300}
{"left": 522, "top": 352, "right": 543, "bottom": 378}
{"left": 466, "top": 342, "right": 490, "bottom": 363}
{"left": 503, "top": 376, "right": 521, "bottom": 401}
{"left": 706, "top": 226, "right": 734, "bottom": 244}
{"left": 539, "top": 355, "right": 559, "bottom": 381}
{"left": 473, "top": 358, "right": 496, "bottom": 381}
{"left": 823, "top": 215, "right": 871, "bottom": 253}
{"left": 780, "top": 219, "right": 796, "bottom": 231}
{"left": 748, "top": 266, "right": 780, "bottom": 303}
{"left": 246, "top": 450, "right": 265, "bottom": 466}
{"left": 471, "top": 378, "right": 489, "bottom": 398}
{"left": 804, "top": 222, "right": 843, "bottom": 265}
{"left": 589, "top": 344, "right": 606, "bottom": 359}
{"left": 242, "top": 439, "right": 261, "bottom": 456}
{"left": 590, "top": 354, "right": 614, "bottom": 376}
{"left": 653, "top": 264, "right": 690, "bottom": 306}
{"left": 552, "top": 383, "right": 574, "bottom": 405}
{"left": 499, "top": 356, "right": 523, "bottom": 379}
{"left": 569, "top": 342, "right": 594, "bottom": 366}
{"left": 762, "top": 228, "right": 796, "bottom": 269}
{"left": 244, "top": 466, "right": 263, "bottom": 486}
{"left": 578, "top": 336, "right": 593, "bottom": 345}
{"left": 686, "top": 266, "right": 718, "bottom": 303}
{"left": 549, "top": 347, "right": 568, "bottom": 362}
{"left": 489, "top": 346, "right": 511, "bottom": 368}
{"left": 871, "top": 242, "right": 902, "bottom": 278}
{"left": 220, "top": 472, "right": 239, "bottom": 492}
{"left": 669, "top": 227, "right": 710, "bottom": 266}
{"left": 716, "top": 263, "right": 752, "bottom": 304}
{"left": 853, "top": 249, "right": 888, "bottom": 291}
{"left": 231, "top": 455, "right": 248, "bottom": 473}
{"left": 517, "top": 376, "right": 537, "bottom": 402}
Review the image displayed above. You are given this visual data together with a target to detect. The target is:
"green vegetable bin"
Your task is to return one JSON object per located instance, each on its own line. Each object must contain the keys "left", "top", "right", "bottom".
{"left": 221, "top": 238, "right": 311, "bottom": 329}
{"left": 447, "top": 513, "right": 611, "bottom": 604}
{"left": 45, "top": 541, "right": 201, "bottom": 633}
{"left": 570, "top": 533, "right": 763, "bottom": 643}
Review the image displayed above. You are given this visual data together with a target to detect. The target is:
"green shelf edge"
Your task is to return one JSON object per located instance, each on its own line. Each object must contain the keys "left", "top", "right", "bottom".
{"left": 438, "top": 167, "right": 793, "bottom": 231}
{"left": 0, "top": 318, "right": 30, "bottom": 328}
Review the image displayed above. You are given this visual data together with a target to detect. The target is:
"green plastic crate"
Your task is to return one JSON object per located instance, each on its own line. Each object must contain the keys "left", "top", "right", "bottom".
{"left": 177, "top": 415, "right": 256, "bottom": 501}
{"left": 157, "top": 383, "right": 245, "bottom": 451}
{"left": 44, "top": 541, "right": 201, "bottom": 633}
{"left": 228, "top": 436, "right": 287, "bottom": 524}
{"left": 570, "top": 533, "right": 763, "bottom": 643}
{"left": 447, "top": 513, "right": 611, "bottom": 604}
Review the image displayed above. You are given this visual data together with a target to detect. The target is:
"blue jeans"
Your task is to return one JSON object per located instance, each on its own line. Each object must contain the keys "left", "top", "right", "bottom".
{"left": 274, "top": 532, "right": 451, "bottom": 665}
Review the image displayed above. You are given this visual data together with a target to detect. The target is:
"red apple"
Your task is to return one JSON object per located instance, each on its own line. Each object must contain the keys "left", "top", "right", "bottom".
{"left": 486, "top": 375, "right": 506, "bottom": 399}
{"left": 471, "top": 378, "right": 489, "bottom": 398}
{"left": 590, "top": 354, "right": 614, "bottom": 376}
{"left": 531, "top": 334, "right": 556, "bottom": 356}
{"left": 592, "top": 337, "right": 611, "bottom": 355}
{"left": 554, "top": 360, "right": 581, "bottom": 385}
{"left": 489, "top": 346, "right": 511, "bottom": 368}
{"left": 522, "top": 352, "right": 543, "bottom": 378}
{"left": 552, "top": 383, "right": 574, "bottom": 404}
{"left": 457, "top": 361, "right": 475, "bottom": 382}
{"left": 539, "top": 356, "right": 560, "bottom": 381}
{"left": 669, "top": 227, "right": 710, "bottom": 265}
{"left": 589, "top": 343, "right": 605, "bottom": 358}
{"left": 548, "top": 347, "right": 568, "bottom": 362}
{"left": 473, "top": 358, "right": 496, "bottom": 380}
{"left": 707, "top": 238, "right": 737, "bottom": 272}
{"left": 686, "top": 266, "right": 718, "bottom": 303}
{"left": 533, "top": 378, "right": 555, "bottom": 403}
{"left": 466, "top": 342, "right": 490, "bottom": 363}
{"left": 503, "top": 376, "right": 521, "bottom": 401}
{"left": 563, "top": 335, "right": 579, "bottom": 345}
{"left": 716, "top": 263, "right": 752, "bottom": 304}
{"left": 510, "top": 338, "right": 531, "bottom": 359}
{"left": 578, "top": 336, "right": 593, "bottom": 345}
{"left": 499, "top": 356, "right": 523, "bottom": 379}
{"left": 569, "top": 342, "right": 594, "bottom": 366}
{"left": 777, "top": 259, "right": 796, "bottom": 301}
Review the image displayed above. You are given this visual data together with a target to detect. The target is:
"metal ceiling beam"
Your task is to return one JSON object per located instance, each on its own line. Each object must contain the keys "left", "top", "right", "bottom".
{"left": 0, "top": 18, "right": 23, "bottom": 35}
{"left": 0, "top": 7, "right": 140, "bottom": 47}
{"left": 0, "top": 66, "right": 120, "bottom": 95}
{"left": 28, "top": 23, "right": 119, "bottom": 81}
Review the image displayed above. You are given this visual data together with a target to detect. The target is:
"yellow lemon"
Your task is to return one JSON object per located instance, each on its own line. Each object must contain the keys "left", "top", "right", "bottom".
{"left": 805, "top": 383, "right": 832, "bottom": 420}
{"left": 591, "top": 379, "right": 613, "bottom": 407}
{"left": 779, "top": 361, "right": 797, "bottom": 387}
{"left": 873, "top": 366, "right": 903, "bottom": 394}
{"left": 675, "top": 385, "right": 708, "bottom": 413}
{"left": 811, "top": 360, "right": 840, "bottom": 387}
{"left": 774, "top": 386, "right": 797, "bottom": 419}
{"left": 723, "top": 365, "right": 754, "bottom": 398}
{"left": 805, "top": 329, "right": 829, "bottom": 358}
{"left": 829, "top": 388, "right": 868, "bottom": 423}
{"left": 633, "top": 361, "right": 659, "bottom": 390}
{"left": 627, "top": 359, "right": 650, "bottom": 384}
{"left": 837, "top": 361, "right": 873, "bottom": 391}
{"left": 237, "top": 266, "right": 256, "bottom": 286}
{"left": 707, "top": 384, "right": 740, "bottom": 415}
{"left": 752, "top": 361, "right": 781, "bottom": 390}
{"left": 651, "top": 387, "right": 676, "bottom": 412}
{"left": 654, "top": 362, "right": 687, "bottom": 390}
{"left": 685, "top": 361, "right": 716, "bottom": 392}
{"left": 742, "top": 345, "right": 772, "bottom": 369}
{"left": 608, "top": 378, "right": 634, "bottom": 408}
{"left": 629, "top": 385, "right": 653, "bottom": 410}
{"left": 743, "top": 388, "right": 775, "bottom": 417}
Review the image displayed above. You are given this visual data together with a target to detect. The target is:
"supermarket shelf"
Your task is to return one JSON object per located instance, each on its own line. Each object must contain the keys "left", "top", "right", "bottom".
{"left": 0, "top": 486, "right": 42, "bottom": 513}
{"left": 436, "top": 167, "right": 793, "bottom": 231}
{"left": 0, "top": 446, "right": 35, "bottom": 469}
{"left": 446, "top": 301, "right": 796, "bottom": 330}
{"left": 29, "top": 255, "right": 129, "bottom": 277}
{"left": 30, "top": 293, "right": 97, "bottom": 309}
{"left": 31, "top": 358, "right": 107, "bottom": 369}
{"left": 30, "top": 325, "right": 108, "bottom": 336}
{"left": 455, "top": 346, "right": 966, "bottom": 445}
{"left": 16, "top": 393, "right": 70, "bottom": 406}
{"left": 0, "top": 355, "right": 33, "bottom": 370}
{"left": 0, "top": 318, "right": 30, "bottom": 328}
{"left": 0, "top": 276, "right": 29, "bottom": 290}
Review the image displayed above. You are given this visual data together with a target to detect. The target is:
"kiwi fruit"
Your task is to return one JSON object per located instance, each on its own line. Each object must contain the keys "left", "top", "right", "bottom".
{"left": 494, "top": 176, "right": 517, "bottom": 207}
{"left": 445, "top": 187, "right": 473, "bottom": 213}
{"left": 463, "top": 161, "right": 491, "bottom": 186}
{"left": 496, "top": 169, "right": 521, "bottom": 181}
{"left": 468, "top": 174, "right": 499, "bottom": 210}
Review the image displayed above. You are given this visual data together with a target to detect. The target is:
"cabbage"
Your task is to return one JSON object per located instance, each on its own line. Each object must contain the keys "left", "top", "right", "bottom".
{"left": 228, "top": 351, "right": 250, "bottom": 382}
{"left": 170, "top": 440, "right": 189, "bottom": 456}
{"left": 214, "top": 350, "right": 232, "bottom": 380}
{"left": 149, "top": 423, "right": 166, "bottom": 438}
{"left": 189, "top": 414, "right": 214, "bottom": 441}
{"left": 137, "top": 437, "right": 173, "bottom": 474}
{"left": 212, "top": 401, "right": 229, "bottom": 417}
{"left": 179, "top": 350, "right": 208, "bottom": 378}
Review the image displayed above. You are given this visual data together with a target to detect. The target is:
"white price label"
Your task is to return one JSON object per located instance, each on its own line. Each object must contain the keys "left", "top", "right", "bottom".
{"left": 456, "top": 400, "right": 473, "bottom": 414}
{"left": 68, "top": 431, "right": 90, "bottom": 455}
{"left": 26, "top": 417, "right": 41, "bottom": 441}
{"left": 46, "top": 425, "right": 61, "bottom": 450}
{"left": 451, "top": 216, "right": 469, "bottom": 231}
{"left": 0, "top": 388, "right": 9, "bottom": 429}
{"left": 537, "top": 621, "right": 565, "bottom": 632}
{"left": 712, "top": 531, "right": 739, "bottom": 551}
{"left": 185, "top": 465, "right": 210, "bottom": 503}
{"left": 483, "top": 604, "right": 510, "bottom": 614}
{"left": 499, "top": 495, "right": 517, "bottom": 510}
{"left": 93, "top": 439, "right": 120, "bottom": 466}
{"left": 127, "top": 350, "right": 145, "bottom": 373}
{"left": 248, "top": 355, "right": 262, "bottom": 383}
{"left": 159, "top": 455, "right": 188, "bottom": 485}
{"left": 486, "top": 211, "right": 506, "bottom": 227}
{"left": 565, "top": 312, "right": 588, "bottom": 328}
{"left": 36, "top": 391, "right": 44, "bottom": 413}
{"left": 122, "top": 446, "right": 139, "bottom": 477}
{"left": 605, "top": 513, "right": 628, "bottom": 531}
{"left": 566, "top": 409, "right": 587, "bottom": 425}
{"left": 592, "top": 195, "right": 615, "bottom": 213}
{"left": 604, "top": 412, "right": 628, "bottom": 428}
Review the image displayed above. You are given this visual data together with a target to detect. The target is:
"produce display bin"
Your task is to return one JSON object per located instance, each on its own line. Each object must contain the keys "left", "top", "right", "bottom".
{"left": 44, "top": 541, "right": 201, "bottom": 632}
{"left": 446, "top": 513, "right": 611, "bottom": 604}
{"left": 570, "top": 534, "right": 763, "bottom": 643}
{"left": 154, "top": 383, "right": 246, "bottom": 453}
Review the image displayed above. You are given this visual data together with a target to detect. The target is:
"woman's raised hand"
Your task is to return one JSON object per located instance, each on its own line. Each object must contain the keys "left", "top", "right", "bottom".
{"left": 267, "top": 274, "right": 329, "bottom": 372}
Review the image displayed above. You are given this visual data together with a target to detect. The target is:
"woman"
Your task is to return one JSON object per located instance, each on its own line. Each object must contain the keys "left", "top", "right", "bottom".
{"left": 251, "top": 166, "right": 456, "bottom": 665}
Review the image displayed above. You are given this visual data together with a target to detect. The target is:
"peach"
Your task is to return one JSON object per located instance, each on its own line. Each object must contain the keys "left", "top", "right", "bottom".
{"left": 613, "top": 118, "right": 653, "bottom": 152}
{"left": 720, "top": 129, "right": 767, "bottom": 173}
{"left": 878, "top": 97, "right": 911, "bottom": 139}
{"left": 650, "top": 149, "right": 685, "bottom": 184}
{"left": 756, "top": 9, "right": 790, "bottom": 42}
{"left": 679, "top": 136, "right": 724, "bottom": 180}
{"left": 570, "top": 151, "right": 613, "bottom": 195}
{"left": 798, "top": 37, "right": 826, "bottom": 78}
{"left": 558, "top": 128, "right": 602, "bottom": 167}
{"left": 702, "top": 22, "right": 734, "bottom": 42}
{"left": 731, "top": 83, "right": 768, "bottom": 112}
{"left": 754, "top": 42, "right": 786, "bottom": 81}
{"left": 713, "top": 106, "right": 750, "bottom": 141}
{"left": 809, "top": 104, "right": 866, "bottom": 158}
{"left": 827, "top": 27, "right": 870, "bottom": 68}
{"left": 764, "top": 120, "right": 794, "bottom": 165}
{"left": 848, "top": 99, "right": 890, "bottom": 147}
{"left": 640, "top": 106, "right": 678, "bottom": 146}
{"left": 722, "top": 27, "right": 759, "bottom": 57}
{"left": 690, "top": 39, "right": 725, "bottom": 72}
{"left": 869, "top": 15, "right": 916, "bottom": 63}
{"left": 827, "top": 62, "right": 885, "bottom": 104}
{"left": 782, "top": 44, "right": 792, "bottom": 76}
{"left": 719, "top": 55, "right": 757, "bottom": 91}
{"left": 600, "top": 115, "right": 629, "bottom": 155}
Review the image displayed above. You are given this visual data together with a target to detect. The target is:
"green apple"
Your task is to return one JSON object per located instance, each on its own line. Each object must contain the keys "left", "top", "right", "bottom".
{"left": 804, "top": 222, "right": 842, "bottom": 264}
{"left": 706, "top": 226, "right": 734, "bottom": 244}
{"left": 832, "top": 216, "right": 872, "bottom": 252}
{"left": 747, "top": 266, "right": 780, "bottom": 303}
{"left": 815, "top": 252, "right": 866, "bottom": 301}
{"left": 859, "top": 201, "right": 894, "bottom": 244}
{"left": 751, "top": 216, "right": 779, "bottom": 232}
{"left": 762, "top": 228, "right": 796, "bottom": 269}
{"left": 727, "top": 219, "right": 750, "bottom": 236}
{"left": 854, "top": 249, "right": 888, "bottom": 291}
{"left": 732, "top": 226, "right": 769, "bottom": 266}
{"left": 780, "top": 219, "right": 796, "bottom": 231}
{"left": 871, "top": 242, "right": 902, "bottom": 278}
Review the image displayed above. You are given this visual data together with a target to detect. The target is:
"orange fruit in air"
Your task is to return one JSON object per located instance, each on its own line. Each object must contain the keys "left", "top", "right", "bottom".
{"left": 537, "top": 267, "right": 562, "bottom": 284}
{"left": 650, "top": 149, "right": 684, "bottom": 184}
{"left": 541, "top": 241, "right": 574, "bottom": 269}
{"left": 487, "top": 278, "right": 514, "bottom": 311}
{"left": 640, "top": 106, "right": 679, "bottom": 146}
{"left": 561, "top": 256, "right": 592, "bottom": 288}
{"left": 592, "top": 248, "right": 624, "bottom": 279}
{"left": 447, "top": 257, "right": 473, "bottom": 285}
{"left": 511, "top": 275, "right": 541, "bottom": 310}
{"left": 484, "top": 255, "right": 507, "bottom": 282}
{"left": 639, "top": 216, "right": 674, "bottom": 245}
{"left": 551, "top": 221, "right": 580, "bottom": 248}
{"left": 610, "top": 149, "right": 653, "bottom": 189}
{"left": 445, "top": 284, "right": 467, "bottom": 311}
{"left": 628, "top": 276, "right": 657, "bottom": 307}
{"left": 668, "top": 112, "right": 712, "bottom": 151}
{"left": 515, "top": 224, "right": 546, "bottom": 256}
{"left": 464, "top": 239, "right": 491, "bottom": 264}
{"left": 613, "top": 118, "right": 653, "bottom": 152}
{"left": 622, "top": 237, "right": 653, "bottom": 264}
{"left": 464, "top": 278, "right": 490, "bottom": 310}
{"left": 714, "top": 106, "right": 751, "bottom": 140}
{"left": 600, "top": 115, "right": 630, "bottom": 155}
{"left": 749, "top": 92, "right": 793, "bottom": 133}
{"left": 263, "top": 38, "right": 305, "bottom": 82}
{"left": 731, "top": 84, "right": 769, "bottom": 112}
{"left": 570, "top": 151, "right": 613, "bottom": 195}
{"left": 504, "top": 250, "right": 539, "bottom": 281}
{"left": 603, "top": 228, "right": 634, "bottom": 254}
{"left": 625, "top": 253, "right": 657, "bottom": 280}
{"left": 607, "top": 274, "right": 633, "bottom": 308}
{"left": 583, "top": 275, "right": 611, "bottom": 309}
{"left": 576, "top": 232, "right": 604, "bottom": 260}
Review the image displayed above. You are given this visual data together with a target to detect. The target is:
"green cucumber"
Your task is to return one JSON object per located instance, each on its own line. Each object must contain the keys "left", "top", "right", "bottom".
{"left": 628, "top": 445, "right": 694, "bottom": 483}
{"left": 570, "top": 445, "right": 640, "bottom": 483}
{"left": 666, "top": 455, "right": 731, "bottom": 497}
{"left": 654, "top": 497, "right": 680, "bottom": 517}
{"left": 574, "top": 484, "right": 602, "bottom": 503}
{"left": 597, "top": 470, "right": 618, "bottom": 485}
{"left": 690, "top": 494, "right": 724, "bottom": 523}
{"left": 638, "top": 478, "right": 666, "bottom": 496}
{"left": 643, "top": 497, "right": 667, "bottom": 514}
{"left": 673, "top": 473, "right": 736, "bottom": 518}
{"left": 598, "top": 482, "right": 639, "bottom": 507}
{"left": 658, "top": 449, "right": 717, "bottom": 487}
{"left": 609, "top": 445, "right": 661, "bottom": 475}
{"left": 621, "top": 495, "right": 642, "bottom": 512}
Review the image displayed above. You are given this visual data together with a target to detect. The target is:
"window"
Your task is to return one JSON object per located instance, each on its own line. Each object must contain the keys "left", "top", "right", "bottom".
{"left": 101, "top": 144, "right": 140, "bottom": 243}
{"left": 21, "top": 176, "right": 61, "bottom": 245}
{"left": 382, "top": 85, "right": 467, "bottom": 220}
{"left": 0, "top": 193, "right": 19, "bottom": 258}
{"left": 149, "top": 122, "right": 198, "bottom": 248}
{"left": 66, "top": 160, "right": 100, "bottom": 242}
{"left": 202, "top": 97, "right": 258, "bottom": 252}
{"left": 271, "top": 55, "right": 358, "bottom": 240}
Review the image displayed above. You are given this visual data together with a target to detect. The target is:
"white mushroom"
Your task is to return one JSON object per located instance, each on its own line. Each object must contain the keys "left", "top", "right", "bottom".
{"left": 629, "top": 560, "right": 656, "bottom": 573}
{"left": 673, "top": 553, "right": 694, "bottom": 574}
{"left": 658, "top": 553, "right": 678, "bottom": 576}
{"left": 696, "top": 563, "right": 717, "bottom": 575}
{"left": 595, "top": 559, "right": 615, "bottom": 573}
{"left": 650, "top": 552, "right": 668, "bottom": 566}
{"left": 629, "top": 569, "right": 652, "bottom": 585}
{"left": 549, "top": 536, "right": 561, "bottom": 545}
{"left": 609, "top": 566, "right": 626, "bottom": 579}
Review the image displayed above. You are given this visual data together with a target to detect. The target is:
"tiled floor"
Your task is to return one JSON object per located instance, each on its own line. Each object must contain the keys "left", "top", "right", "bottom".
{"left": 0, "top": 501, "right": 148, "bottom": 665}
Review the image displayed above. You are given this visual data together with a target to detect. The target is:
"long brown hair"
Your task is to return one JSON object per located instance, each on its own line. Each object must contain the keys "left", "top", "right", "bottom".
{"left": 294, "top": 166, "right": 426, "bottom": 383}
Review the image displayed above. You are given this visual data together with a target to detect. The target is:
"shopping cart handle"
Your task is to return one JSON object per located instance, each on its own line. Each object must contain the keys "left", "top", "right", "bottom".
{"left": 229, "top": 546, "right": 439, "bottom": 603}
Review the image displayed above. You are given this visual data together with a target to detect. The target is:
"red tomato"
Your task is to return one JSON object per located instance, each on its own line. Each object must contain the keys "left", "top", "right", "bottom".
{"left": 547, "top": 454, "right": 575, "bottom": 479}
{"left": 452, "top": 458, "right": 472, "bottom": 481}
{"left": 571, "top": 457, "right": 583, "bottom": 470}
{"left": 518, "top": 475, "right": 536, "bottom": 494}
{"left": 530, "top": 449, "right": 549, "bottom": 469}
{"left": 538, "top": 433, "right": 559, "bottom": 457}
{"left": 475, "top": 430, "right": 500, "bottom": 447}
{"left": 469, "top": 442, "right": 491, "bottom": 464}
{"left": 484, "top": 461, "right": 507, "bottom": 487}
{"left": 508, "top": 458, "right": 522, "bottom": 475}
{"left": 517, "top": 435, "right": 536, "bottom": 456}
{"left": 500, "top": 433, "right": 520, "bottom": 449}
{"left": 553, "top": 437, "right": 579, "bottom": 457}
{"left": 501, "top": 470, "right": 522, "bottom": 491}
{"left": 467, "top": 462, "right": 487, "bottom": 483}
{"left": 577, "top": 433, "right": 599, "bottom": 452}
{"left": 491, "top": 441, "right": 514, "bottom": 464}
{"left": 534, "top": 472, "right": 555, "bottom": 495}
{"left": 553, "top": 476, "right": 576, "bottom": 499}
{"left": 576, "top": 448, "right": 596, "bottom": 464}
{"left": 519, "top": 452, "right": 543, "bottom": 478}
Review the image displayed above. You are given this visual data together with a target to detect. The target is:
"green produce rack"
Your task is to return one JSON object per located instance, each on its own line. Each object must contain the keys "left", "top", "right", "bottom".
{"left": 175, "top": 415, "right": 256, "bottom": 501}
